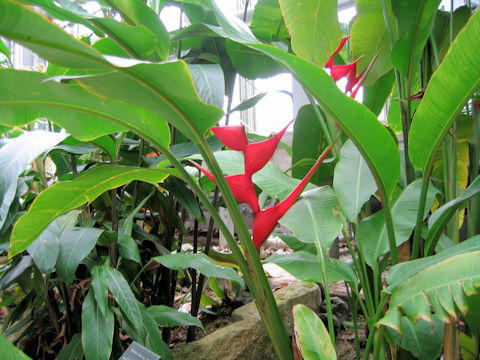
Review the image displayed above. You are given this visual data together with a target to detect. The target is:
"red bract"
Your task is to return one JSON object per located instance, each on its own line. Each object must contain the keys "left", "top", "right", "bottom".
{"left": 252, "top": 142, "right": 336, "bottom": 249}
{"left": 211, "top": 125, "right": 248, "bottom": 151}
{"left": 190, "top": 161, "right": 260, "bottom": 214}
{"left": 325, "top": 36, "right": 350, "bottom": 69}
{"left": 243, "top": 119, "right": 294, "bottom": 177}
{"left": 326, "top": 37, "right": 364, "bottom": 97}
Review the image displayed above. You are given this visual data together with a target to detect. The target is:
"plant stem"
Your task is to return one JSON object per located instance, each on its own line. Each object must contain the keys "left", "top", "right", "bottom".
{"left": 305, "top": 91, "right": 338, "bottom": 158}
{"left": 363, "top": 292, "right": 388, "bottom": 360}
{"left": 411, "top": 168, "right": 433, "bottom": 259}
{"left": 343, "top": 225, "right": 374, "bottom": 318}
{"left": 381, "top": 195, "right": 398, "bottom": 265}
{"left": 315, "top": 241, "right": 335, "bottom": 347}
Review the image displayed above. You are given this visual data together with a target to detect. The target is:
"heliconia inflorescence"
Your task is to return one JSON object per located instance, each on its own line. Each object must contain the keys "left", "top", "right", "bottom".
{"left": 192, "top": 120, "right": 335, "bottom": 250}
{"left": 325, "top": 36, "right": 364, "bottom": 99}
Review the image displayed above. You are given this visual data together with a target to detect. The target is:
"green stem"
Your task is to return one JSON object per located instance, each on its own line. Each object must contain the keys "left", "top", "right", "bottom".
{"left": 411, "top": 168, "right": 433, "bottom": 259}
{"left": 468, "top": 106, "right": 480, "bottom": 237}
{"left": 315, "top": 241, "right": 335, "bottom": 347}
{"left": 343, "top": 224, "right": 374, "bottom": 317}
{"left": 382, "top": 195, "right": 398, "bottom": 265}
{"left": 363, "top": 292, "right": 388, "bottom": 360}
{"left": 381, "top": 0, "right": 414, "bottom": 184}
{"left": 305, "top": 91, "right": 338, "bottom": 158}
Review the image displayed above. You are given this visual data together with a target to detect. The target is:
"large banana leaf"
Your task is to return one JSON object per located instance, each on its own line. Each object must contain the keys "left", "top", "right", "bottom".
{"left": 425, "top": 175, "right": 480, "bottom": 255}
{"left": 89, "top": 17, "right": 158, "bottom": 59}
{"left": 0, "top": 70, "right": 159, "bottom": 142}
{"left": 378, "top": 236, "right": 480, "bottom": 332}
{"left": 391, "top": 0, "right": 441, "bottom": 77}
{"left": 357, "top": 180, "right": 438, "bottom": 267}
{"left": 278, "top": 0, "right": 341, "bottom": 67}
{"left": 409, "top": 10, "right": 480, "bottom": 171}
{"left": 333, "top": 140, "right": 377, "bottom": 222}
{"left": 209, "top": 0, "right": 400, "bottom": 200}
{"left": 266, "top": 251, "right": 357, "bottom": 284}
{"left": 0, "top": 0, "right": 109, "bottom": 69}
{"left": 350, "top": 0, "right": 393, "bottom": 85}
{"left": 105, "top": 0, "right": 169, "bottom": 60}
{"left": 9, "top": 165, "right": 175, "bottom": 256}
{"left": 0, "top": 2, "right": 223, "bottom": 142}
{"left": 279, "top": 187, "right": 342, "bottom": 251}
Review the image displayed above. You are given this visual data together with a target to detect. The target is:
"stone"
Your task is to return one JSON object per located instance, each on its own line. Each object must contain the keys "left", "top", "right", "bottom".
{"left": 172, "top": 281, "right": 322, "bottom": 360}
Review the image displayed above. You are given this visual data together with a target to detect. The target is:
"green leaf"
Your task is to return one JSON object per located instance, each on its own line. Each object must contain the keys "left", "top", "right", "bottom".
{"left": 10, "top": 165, "right": 174, "bottom": 256}
{"left": 280, "top": 187, "right": 342, "bottom": 250}
{"left": 163, "top": 177, "right": 204, "bottom": 223}
{"left": 0, "top": 70, "right": 156, "bottom": 141}
{"left": 89, "top": 18, "right": 158, "bottom": 59}
{"left": 333, "top": 140, "right": 377, "bottom": 222}
{"left": 391, "top": 0, "right": 441, "bottom": 76}
{"left": 279, "top": 0, "right": 341, "bottom": 66}
{"left": 75, "top": 61, "right": 223, "bottom": 142}
{"left": 229, "top": 92, "right": 267, "bottom": 113}
{"left": 56, "top": 227, "right": 104, "bottom": 283}
{"left": 95, "top": 265, "right": 143, "bottom": 327}
{"left": 0, "top": 256, "right": 33, "bottom": 291}
{"left": 350, "top": 0, "right": 393, "bottom": 85}
{"left": 434, "top": 6, "right": 471, "bottom": 61}
{"left": 27, "top": 218, "right": 61, "bottom": 274}
{"left": 432, "top": 115, "right": 474, "bottom": 190}
{"left": 0, "top": 37, "right": 11, "bottom": 59}
{"left": 425, "top": 175, "right": 480, "bottom": 255}
{"left": 91, "top": 266, "right": 109, "bottom": 320}
{"left": 0, "top": 130, "right": 67, "bottom": 230}
{"left": 58, "top": 333, "right": 83, "bottom": 360}
{"left": 188, "top": 64, "right": 225, "bottom": 108}
{"left": 293, "top": 304, "right": 336, "bottom": 360}
{"left": 398, "top": 316, "right": 443, "bottom": 360}
{"left": 292, "top": 105, "right": 332, "bottom": 186}
{"left": 363, "top": 70, "right": 395, "bottom": 116}
{"left": 117, "top": 234, "right": 141, "bottom": 264}
{"left": 146, "top": 305, "right": 203, "bottom": 328}
{"left": 0, "top": 332, "right": 31, "bottom": 359}
{"left": 0, "top": 0, "right": 109, "bottom": 69}
{"left": 225, "top": 40, "right": 284, "bottom": 79}
{"left": 138, "top": 305, "right": 172, "bottom": 360}
{"left": 409, "top": 10, "right": 480, "bottom": 171}
{"left": 106, "top": 0, "right": 170, "bottom": 60}
{"left": 250, "top": 0, "right": 289, "bottom": 42}
{"left": 378, "top": 236, "right": 480, "bottom": 328}
{"left": 21, "top": 0, "right": 103, "bottom": 36}
{"left": 357, "top": 180, "right": 438, "bottom": 267}
{"left": 153, "top": 253, "right": 244, "bottom": 287}
{"left": 266, "top": 251, "right": 357, "bottom": 284}
{"left": 81, "top": 291, "right": 114, "bottom": 360}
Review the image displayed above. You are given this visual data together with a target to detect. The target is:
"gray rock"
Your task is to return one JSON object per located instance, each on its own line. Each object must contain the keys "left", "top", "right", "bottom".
{"left": 172, "top": 281, "right": 322, "bottom": 360}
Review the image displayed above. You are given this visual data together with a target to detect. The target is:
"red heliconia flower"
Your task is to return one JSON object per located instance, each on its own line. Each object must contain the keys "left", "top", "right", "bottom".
{"left": 190, "top": 161, "right": 260, "bottom": 214}
{"left": 325, "top": 36, "right": 350, "bottom": 69}
{"left": 252, "top": 142, "right": 336, "bottom": 249}
{"left": 211, "top": 125, "right": 248, "bottom": 151}
{"left": 243, "top": 119, "right": 294, "bottom": 177}
{"left": 345, "top": 58, "right": 362, "bottom": 93}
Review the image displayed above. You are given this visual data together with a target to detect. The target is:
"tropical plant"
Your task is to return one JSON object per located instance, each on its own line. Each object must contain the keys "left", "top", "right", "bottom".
{"left": 0, "top": 0, "right": 479, "bottom": 360}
